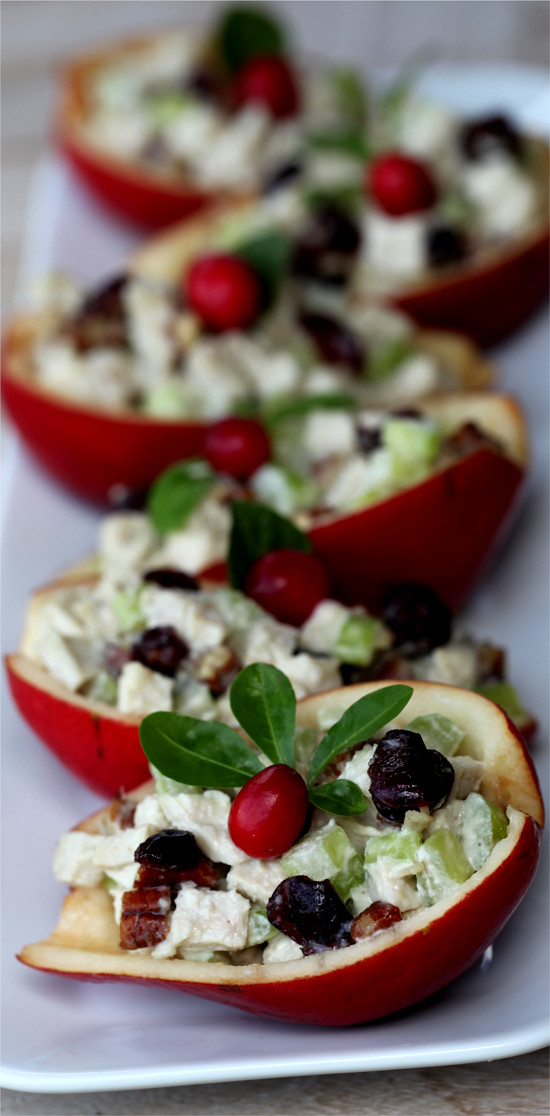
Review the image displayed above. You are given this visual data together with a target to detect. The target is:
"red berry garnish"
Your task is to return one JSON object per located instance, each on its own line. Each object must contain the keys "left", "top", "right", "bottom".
{"left": 185, "top": 254, "right": 261, "bottom": 332}
{"left": 368, "top": 153, "right": 437, "bottom": 216}
{"left": 234, "top": 55, "right": 300, "bottom": 120}
{"left": 229, "top": 764, "right": 309, "bottom": 858}
{"left": 204, "top": 417, "right": 271, "bottom": 481}
{"left": 245, "top": 549, "right": 330, "bottom": 626}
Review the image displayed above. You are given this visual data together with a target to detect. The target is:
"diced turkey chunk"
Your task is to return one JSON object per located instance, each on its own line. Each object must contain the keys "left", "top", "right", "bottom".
{"left": 157, "top": 790, "right": 249, "bottom": 865}
{"left": 53, "top": 832, "right": 106, "bottom": 888}
{"left": 140, "top": 585, "right": 227, "bottom": 651}
{"left": 338, "top": 744, "right": 376, "bottom": 795}
{"left": 227, "top": 859, "right": 285, "bottom": 905}
{"left": 449, "top": 755, "right": 484, "bottom": 800}
{"left": 150, "top": 499, "right": 230, "bottom": 574}
{"left": 262, "top": 933, "right": 303, "bottom": 963}
{"left": 117, "top": 661, "right": 174, "bottom": 715}
{"left": 99, "top": 513, "right": 157, "bottom": 571}
{"left": 152, "top": 884, "right": 250, "bottom": 957}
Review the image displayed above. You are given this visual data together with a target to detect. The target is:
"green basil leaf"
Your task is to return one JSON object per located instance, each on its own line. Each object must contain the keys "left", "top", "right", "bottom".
{"left": 228, "top": 501, "right": 312, "bottom": 589}
{"left": 147, "top": 459, "right": 214, "bottom": 535}
{"left": 214, "top": 6, "right": 286, "bottom": 75}
{"left": 139, "top": 712, "right": 263, "bottom": 788}
{"left": 262, "top": 392, "right": 356, "bottom": 427}
{"left": 330, "top": 68, "right": 367, "bottom": 127}
{"left": 307, "top": 684, "right": 413, "bottom": 787}
{"left": 302, "top": 185, "right": 363, "bottom": 213}
{"left": 230, "top": 663, "right": 296, "bottom": 766}
{"left": 368, "top": 339, "right": 414, "bottom": 383}
{"left": 305, "top": 129, "right": 370, "bottom": 161}
{"left": 235, "top": 229, "right": 292, "bottom": 307}
{"left": 308, "top": 779, "right": 368, "bottom": 816}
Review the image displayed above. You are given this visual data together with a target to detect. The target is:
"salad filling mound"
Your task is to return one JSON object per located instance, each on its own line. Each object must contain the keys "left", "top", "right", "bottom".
{"left": 21, "top": 266, "right": 472, "bottom": 416}
{"left": 52, "top": 673, "right": 513, "bottom": 964}
{"left": 20, "top": 490, "right": 532, "bottom": 734}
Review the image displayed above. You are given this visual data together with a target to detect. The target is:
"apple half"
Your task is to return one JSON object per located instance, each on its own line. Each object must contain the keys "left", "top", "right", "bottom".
{"left": 57, "top": 36, "right": 251, "bottom": 229}
{"left": 1, "top": 247, "right": 493, "bottom": 506}
{"left": 18, "top": 681, "right": 544, "bottom": 1027}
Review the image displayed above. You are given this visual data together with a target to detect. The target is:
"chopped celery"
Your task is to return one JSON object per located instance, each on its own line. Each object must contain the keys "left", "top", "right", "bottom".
{"left": 151, "top": 764, "right": 202, "bottom": 796}
{"left": 211, "top": 588, "right": 264, "bottom": 631}
{"left": 247, "top": 906, "right": 277, "bottom": 947}
{"left": 112, "top": 587, "right": 145, "bottom": 633}
{"left": 364, "top": 830, "right": 422, "bottom": 865}
{"left": 416, "top": 828, "right": 474, "bottom": 906}
{"left": 369, "top": 339, "right": 414, "bottom": 383}
{"left": 383, "top": 417, "right": 441, "bottom": 466}
{"left": 142, "top": 382, "right": 190, "bottom": 417}
{"left": 146, "top": 90, "right": 192, "bottom": 126}
{"left": 250, "top": 464, "right": 318, "bottom": 515}
{"left": 459, "top": 793, "right": 508, "bottom": 871}
{"left": 103, "top": 877, "right": 117, "bottom": 891}
{"left": 334, "top": 614, "right": 381, "bottom": 667}
{"left": 475, "top": 682, "right": 528, "bottom": 725}
{"left": 407, "top": 714, "right": 465, "bottom": 757}
{"left": 281, "top": 820, "right": 364, "bottom": 899}
{"left": 85, "top": 671, "right": 118, "bottom": 706}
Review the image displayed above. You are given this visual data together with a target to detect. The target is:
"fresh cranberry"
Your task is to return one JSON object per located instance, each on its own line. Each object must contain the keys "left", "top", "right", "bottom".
{"left": 234, "top": 55, "right": 299, "bottom": 119}
{"left": 185, "top": 254, "right": 261, "bottom": 332}
{"left": 229, "top": 765, "right": 309, "bottom": 858}
{"left": 204, "top": 417, "right": 271, "bottom": 481}
{"left": 245, "top": 549, "right": 331, "bottom": 626}
{"left": 368, "top": 153, "right": 437, "bottom": 216}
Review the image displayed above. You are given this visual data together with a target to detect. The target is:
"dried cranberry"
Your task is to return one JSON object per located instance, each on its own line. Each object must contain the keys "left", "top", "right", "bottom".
{"left": 298, "top": 312, "right": 364, "bottom": 373}
{"left": 292, "top": 205, "right": 360, "bottom": 285}
{"left": 368, "top": 729, "right": 454, "bottom": 823}
{"left": 186, "top": 66, "right": 224, "bottom": 103}
{"left": 339, "top": 662, "right": 372, "bottom": 687}
{"left": 108, "top": 483, "right": 150, "bottom": 511}
{"left": 427, "top": 225, "right": 468, "bottom": 268}
{"left": 382, "top": 583, "right": 453, "bottom": 657}
{"left": 350, "top": 900, "right": 402, "bottom": 941}
{"left": 135, "top": 828, "right": 201, "bottom": 870}
{"left": 357, "top": 425, "right": 382, "bottom": 455}
{"left": 267, "top": 876, "right": 353, "bottom": 954}
{"left": 66, "top": 275, "right": 128, "bottom": 352}
{"left": 131, "top": 626, "right": 188, "bottom": 676}
{"left": 263, "top": 160, "right": 302, "bottom": 195}
{"left": 143, "top": 568, "right": 199, "bottom": 591}
{"left": 459, "top": 115, "right": 522, "bottom": 162}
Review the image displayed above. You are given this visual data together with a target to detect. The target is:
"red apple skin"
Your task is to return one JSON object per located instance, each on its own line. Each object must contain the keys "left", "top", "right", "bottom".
{"left": 20, "top": 813, "right": 540, "bottom": 1026}
{"left": 393, "top": 225, "right": 550, "bottom": 346}
{"left": 5, "top": 655, "right": 146, "bottom": 796}
{"left": 1, "top": 335, "right": 206, "bottom": 505}
{"left": 16, "top": 682, "right": 545, "bottom": 1025}
{"left": 309, "top": 448, "right": 524, "bottom": 611}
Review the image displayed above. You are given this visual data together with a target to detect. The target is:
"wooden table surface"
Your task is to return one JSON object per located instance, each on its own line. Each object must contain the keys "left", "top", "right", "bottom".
{"left": 1, "top": 3, "right": 548, "bottom": 1113}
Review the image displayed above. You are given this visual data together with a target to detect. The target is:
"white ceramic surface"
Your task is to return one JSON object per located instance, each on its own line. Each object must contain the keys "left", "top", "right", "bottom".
{"left": 1, "top": 68, "right": 549, "bottom": 1093}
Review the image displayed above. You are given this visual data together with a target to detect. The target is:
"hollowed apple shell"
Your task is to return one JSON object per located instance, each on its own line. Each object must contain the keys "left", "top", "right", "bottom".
{"left": 18, "top": 681, "right": 544, "bottom": 1027}
{"left": 57, "top": 36, "right": 251, "bottom": 228}
{"left": 1, "top": 283, "right": 493, "bottom": 506}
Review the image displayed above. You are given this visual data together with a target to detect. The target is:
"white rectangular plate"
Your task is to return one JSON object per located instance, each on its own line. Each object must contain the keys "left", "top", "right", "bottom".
{"left": 1, "top": 66, "right": 549, "bottom": 1093}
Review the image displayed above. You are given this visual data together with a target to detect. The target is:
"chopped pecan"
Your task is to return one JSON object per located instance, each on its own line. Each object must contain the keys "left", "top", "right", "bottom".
{"left": 194, "top": 645, "right": 240, "bottom": 696}
{"left": 476, "top": 641, "right": 506, "bottom": 683}
{"left": 444, "top": 422, "right": 502, "bottom": 458}
{"left": 350, "top": 900, "right": 402, "bottom": 941}
{"left": 108, "top": 796, "right": 136, "bottom": 830}
{"left": 119, "top": 886, "right": 171, "bottom": 950}
{"left": 64, "top": 275, "right": 128, "bottom": 352}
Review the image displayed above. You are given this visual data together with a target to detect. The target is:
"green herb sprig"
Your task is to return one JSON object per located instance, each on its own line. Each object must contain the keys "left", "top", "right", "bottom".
{"left": 140, "top": 664, "right": 413, "bottom": 818}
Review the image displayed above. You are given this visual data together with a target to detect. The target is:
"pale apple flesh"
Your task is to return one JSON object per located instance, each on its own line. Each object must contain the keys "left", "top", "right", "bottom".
{"left": 18, "top": 682, "right": 544, "bottom": 1026}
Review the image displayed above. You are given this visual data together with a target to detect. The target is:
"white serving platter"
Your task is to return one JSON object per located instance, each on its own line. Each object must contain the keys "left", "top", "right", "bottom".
{"left": 1, "top": 66, "right": 549, "bottom": 1093}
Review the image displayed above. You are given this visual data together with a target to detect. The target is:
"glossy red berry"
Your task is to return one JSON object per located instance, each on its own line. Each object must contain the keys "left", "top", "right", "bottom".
{"left": 245, "top": 548, "right": 331, "bottom": 626}
{"left": 229, "top": 765, "right": 309, "bottom": 858}
{"left": 234, "top": 55, "right": 300, "bottom": 119}
{"left": 185, "top": 254, "right": 261, "bottom": 332}
{"left": 204, "top": 417, "right": 271, "bottom": 480}
{"left": 368, "top": 153, "right": 437, "bottom": 216}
